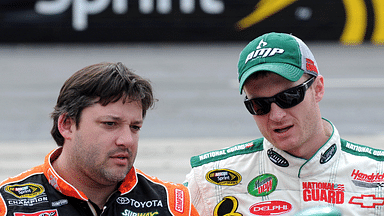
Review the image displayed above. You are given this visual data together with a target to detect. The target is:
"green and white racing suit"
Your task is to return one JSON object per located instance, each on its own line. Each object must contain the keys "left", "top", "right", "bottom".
{"left": 185, "top": 119, "right": 384, "bottom": 215}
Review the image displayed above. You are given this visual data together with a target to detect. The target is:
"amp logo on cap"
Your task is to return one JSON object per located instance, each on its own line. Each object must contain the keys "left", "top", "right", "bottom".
{"left": 245, "top": 39, "right": 284, "bottom": 64}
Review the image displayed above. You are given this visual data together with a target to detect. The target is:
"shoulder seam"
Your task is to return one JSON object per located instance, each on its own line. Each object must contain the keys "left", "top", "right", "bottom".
{"left": 190, "top": 138, "right": 264, "bottom": 168}
{"left": 341, "top": 139, "right": 384, "bottom": 161}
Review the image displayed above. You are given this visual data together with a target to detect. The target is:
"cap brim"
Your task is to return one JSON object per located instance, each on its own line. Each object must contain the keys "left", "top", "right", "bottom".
{"left": 239, "top": 63, "right": 304, "bottom": 94}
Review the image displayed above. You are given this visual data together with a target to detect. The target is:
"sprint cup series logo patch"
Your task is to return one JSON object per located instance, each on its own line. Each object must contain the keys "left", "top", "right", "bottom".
{"left": 5, "top": 183, "right": 45, "bottom": 198}
{"left": 206, "top": 169, "right": 242, "bottom": 186}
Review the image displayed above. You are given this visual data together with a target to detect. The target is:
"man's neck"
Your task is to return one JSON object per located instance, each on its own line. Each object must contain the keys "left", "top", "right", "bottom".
{"left": 51, "top": 152, "right": 118, "bottom": 209}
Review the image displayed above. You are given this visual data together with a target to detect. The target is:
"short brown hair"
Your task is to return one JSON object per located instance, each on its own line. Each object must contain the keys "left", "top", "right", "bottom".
{"left": 51, "top": 62, "right": 155, "bottom": 146}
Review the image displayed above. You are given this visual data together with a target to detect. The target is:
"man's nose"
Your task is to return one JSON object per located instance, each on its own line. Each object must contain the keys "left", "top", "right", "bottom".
{"left": 116, "top": 127, "right": 135, "bottom": 147}
{"left": 268, "top": 103, "right": 286, "bottom": 121}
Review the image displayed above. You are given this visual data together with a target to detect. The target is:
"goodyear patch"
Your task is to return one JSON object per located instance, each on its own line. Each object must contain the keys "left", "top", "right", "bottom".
{"left": 5, "top": 183, "right": 45, "bottom": 199}
{"left": 206, "top": 169, "right": 242, "bottom": 186}
{"left": 248, "top": 174, "right": 278, "bottom": 197}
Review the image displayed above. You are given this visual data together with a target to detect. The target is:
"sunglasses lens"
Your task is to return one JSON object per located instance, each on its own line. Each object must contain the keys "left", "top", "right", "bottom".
{"left": 275, "top": 88, "right": 304, "bottom": 109}
{"left": 245, "top": 99, "right": 271, "bottom": 115}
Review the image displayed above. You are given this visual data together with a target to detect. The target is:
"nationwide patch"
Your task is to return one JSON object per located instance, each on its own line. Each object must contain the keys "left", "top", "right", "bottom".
{"left": 5, "top": 183, "right": 45, "bottom": 198}
{"left": 249, "top": 200, "right": 292, "bottom": 215}
{"left": 213, "top": 196, "right": 242, "bottom": 216}
{"left": 248, "top": 174, "right": 278, "bottom": 197}
{"left": 351, "top": 169, "right": 384, "bottom": 188}
{"left": 206, "top": 169, "right": 242, "bottom": 186}
{"left": 302, "top": 182, "right": 344, "bottom": 204}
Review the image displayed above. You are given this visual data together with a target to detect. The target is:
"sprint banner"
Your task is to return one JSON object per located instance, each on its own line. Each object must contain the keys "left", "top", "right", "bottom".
{"left": 0, "top": 0, "right": 383, "bottom": 44}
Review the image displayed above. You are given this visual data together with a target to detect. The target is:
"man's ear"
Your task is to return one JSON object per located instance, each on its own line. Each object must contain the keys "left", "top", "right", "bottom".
{"left": 57, "top": 114, "right": 75, "bottom": 140}
{"left": 314, "top": 75, "right": 325, "bottom": 103}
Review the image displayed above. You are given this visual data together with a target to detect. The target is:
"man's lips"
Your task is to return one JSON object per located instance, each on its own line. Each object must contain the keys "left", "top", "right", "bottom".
{"left": 274, "top": 125, "right": 293, "bottom": 133}
{"left": 110, "top": 152, "right": 129, "bottom": 160}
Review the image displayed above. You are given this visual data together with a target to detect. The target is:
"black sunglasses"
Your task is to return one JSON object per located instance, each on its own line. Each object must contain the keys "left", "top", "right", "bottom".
{"left": 244, "top": 76, "right": 316, "bottom": 115}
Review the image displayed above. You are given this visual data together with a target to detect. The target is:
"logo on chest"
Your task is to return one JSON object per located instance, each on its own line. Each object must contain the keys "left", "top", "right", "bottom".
{"left": 206, "top": 169, "right": 242, "bottom": 186}
{"left": 302, "top": 182, "right": 345, "bottom": 204}
{"left": 248, "top": 174, "right": 278, "bottom": 197}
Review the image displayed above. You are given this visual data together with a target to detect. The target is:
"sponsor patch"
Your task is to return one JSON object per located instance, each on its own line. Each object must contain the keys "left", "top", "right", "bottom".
{"left": 306, "top": 58, "right": 318, "bottom": 74}
{"left": 248, "top": 174, "right": 278, "bottom": 197}
{"left": 267, "top": 149, "right": 289, "bottom": 167}
{"left": 121, "top": 209, "right": 159, "bottom": 216}
{"left": 249, "top": 200, "right": 292, "bottom": 215}
{"left": 174, "top": 189, "right": 184, "bottom": 213}
{"left": 351, "top": 169, "right": 384, "bottom": 188}
{"left": 116, "top": 197, "right": 163, "bottom": 208}
{"left": 14, "top": 209, "right": 58, "bottom": 216}
{"left": 302, "top": 182, "right": 344, "bottom": 204}
{"left": 5, "top": 183, "right": 45, "bottom": 199}
{"left": 320, "top": 144, "right": 336, "bottom": 164}
{"left": 213, "top": 196, "right": 242, "bottom": 216}
{"left": 349, "top": 194, "right": 384, "bottom": 208}
{"left": 7, "top": 196, "right": 49, "bottom": 207}
{"left": 51, "top": 199, "right": 68, "bottom": 207}
{"left": 206, "top": 169, "right": 242, "bottom": 186}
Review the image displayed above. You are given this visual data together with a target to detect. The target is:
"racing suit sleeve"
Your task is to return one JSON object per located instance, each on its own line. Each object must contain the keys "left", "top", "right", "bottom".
{"left": 0, "top": 195, "right": 6, "bottom": 216}
{"left": 190, "top": 203, "right": 199, "bottom": 216}
{"left": 184, "top": 169, "right": 211, "bottom": 216}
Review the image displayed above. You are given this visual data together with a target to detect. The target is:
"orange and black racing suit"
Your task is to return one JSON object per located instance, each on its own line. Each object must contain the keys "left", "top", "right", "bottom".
{"left": 0, "top": 148, "right": 199, "bottom": 216}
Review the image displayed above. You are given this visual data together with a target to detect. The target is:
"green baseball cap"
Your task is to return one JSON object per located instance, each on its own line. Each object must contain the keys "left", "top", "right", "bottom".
{"left": 237, "top": 32, "right": 319, "bottom": 94}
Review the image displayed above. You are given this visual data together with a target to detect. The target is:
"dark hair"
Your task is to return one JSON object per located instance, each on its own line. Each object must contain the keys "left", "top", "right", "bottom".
{"left": 51, "top": 62, "right": 156, "bottom": 146}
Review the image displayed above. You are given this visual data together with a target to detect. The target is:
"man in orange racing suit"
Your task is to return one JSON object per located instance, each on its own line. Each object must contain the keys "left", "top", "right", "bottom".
{"left": 1, "top": 62, "right": 199, "bottom": 216}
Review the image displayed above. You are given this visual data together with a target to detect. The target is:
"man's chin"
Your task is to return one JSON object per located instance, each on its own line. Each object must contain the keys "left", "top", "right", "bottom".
{"left": 101, "top": 167, "right": 130, "bottom": 184}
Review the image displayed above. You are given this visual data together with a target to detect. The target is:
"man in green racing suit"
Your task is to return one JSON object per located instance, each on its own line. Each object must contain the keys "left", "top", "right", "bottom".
{"left": 184, "top": 32, "right": 384, "bottom": 215}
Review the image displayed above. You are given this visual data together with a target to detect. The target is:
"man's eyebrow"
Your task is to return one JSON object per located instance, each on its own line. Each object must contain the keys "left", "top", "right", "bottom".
{"left": 99, "top": 115, "right": 143, "bottom": 123}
